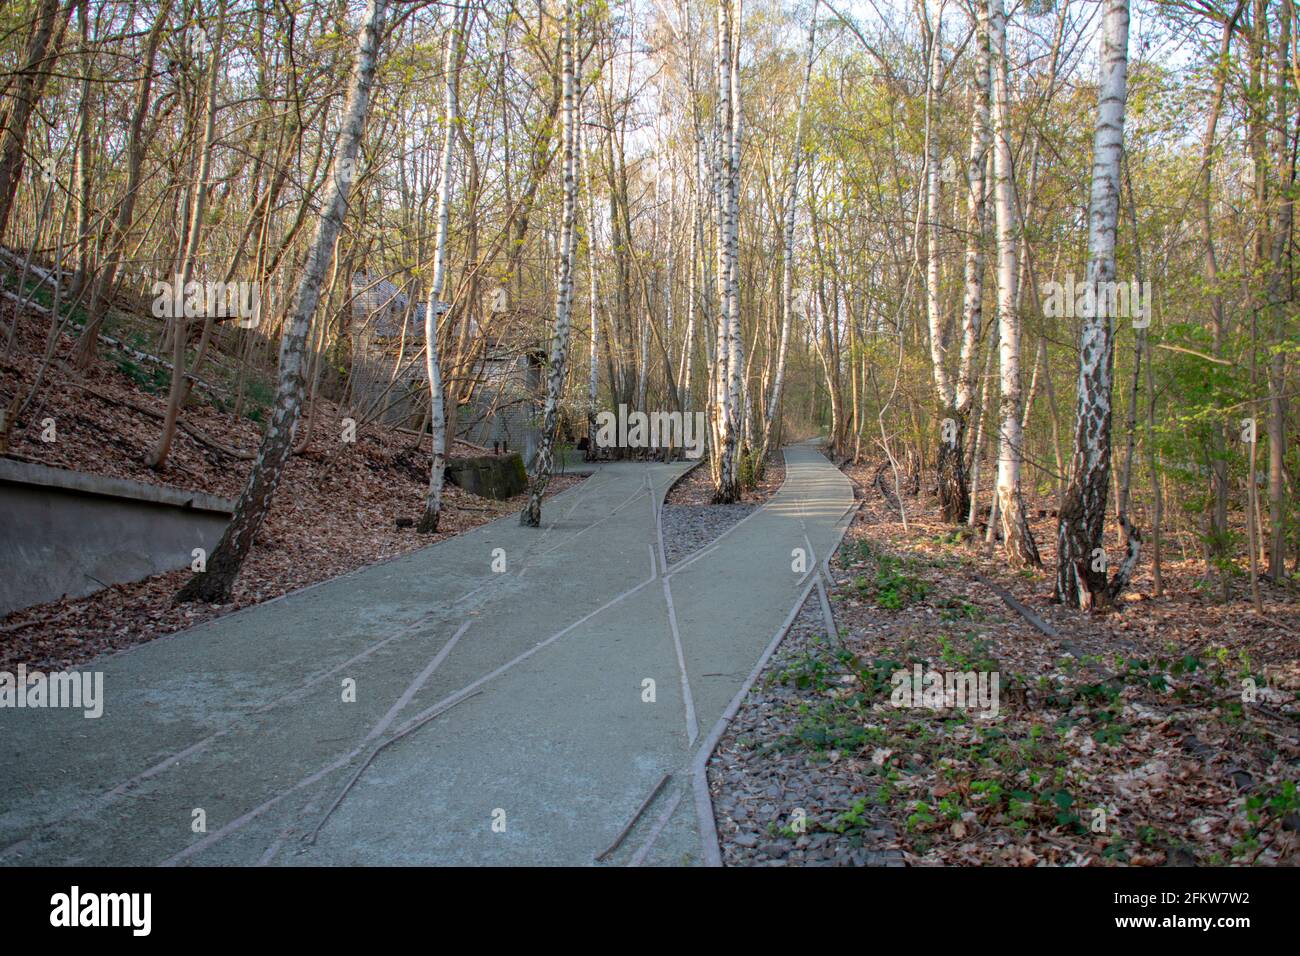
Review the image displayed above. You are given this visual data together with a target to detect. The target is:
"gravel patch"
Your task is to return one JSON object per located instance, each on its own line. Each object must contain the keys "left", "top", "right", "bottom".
{"left": 659, "top": 455, "right": 784, "bottom": 568}
{"left": 661, "top": 502, "right": 758, "bottom": 567}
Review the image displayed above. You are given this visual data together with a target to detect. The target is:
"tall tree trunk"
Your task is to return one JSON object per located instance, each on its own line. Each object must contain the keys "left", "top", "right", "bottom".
{"left": 148, "top": 0, "right": 229, "bottom": 471}
{"left": 951, "top": 3, "right": 992, "bottom": 524}
{"left": 583, "top": 128, "right": 601, "bottom": 460}
{"left": 522, "top": 0, "right": 578, "bottom": 526}
{"left": 987, "top": 0, "right": 1040, "bottom": 567}
{"left": 71, "top": 0, "right": 93, "bottom": 300}
{"left": 923, "top": 13, "right": 964, "bottom": 521}
{"left": 712, "top": 0, "right": 744, "bottom": 502}
{"left": 177, "top": 0, "right": 388, "bottom": 603}
{"left": 726, "top": 0, "right": 745, "bottom": 481}
{"left": 1197, "top": 3, "right": 1243, "bottom": 586}
{"left": 418, "top": 7, "right": 467, "bottom": 534}
{"left": 1055, "top": 0, "right": 1131, "bottom": 608}
{"left": 1266, "top": 0, "right": 1294, "bottom": 581}
{"left": 757, "top": 1, "right": 816, "bottom": 475}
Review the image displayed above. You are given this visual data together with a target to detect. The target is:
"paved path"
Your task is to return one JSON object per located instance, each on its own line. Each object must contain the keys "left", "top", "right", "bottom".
{"left": 0, "top": 443, "right": 854, "bottom": 866}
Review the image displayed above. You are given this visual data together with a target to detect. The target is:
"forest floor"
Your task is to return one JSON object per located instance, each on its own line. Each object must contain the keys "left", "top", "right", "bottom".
{"left": 711, "top": 451, "right": 1299, "bottom": 866}
{"left": 0, "top": 293, "right": 582, "bottom": 672}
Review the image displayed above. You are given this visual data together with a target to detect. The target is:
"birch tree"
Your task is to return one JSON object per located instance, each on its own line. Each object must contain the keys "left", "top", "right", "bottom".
{"left": 953, "top": 0, "right": 992, "bottom": 520}
{"left": 757, "top": 0, "right": 817, "bottom": 474}
{"left": 584, "top": 128, "right": 601, "bottom": 460}
{"left": 177, "top": 0, "right": 388, "bottom": 603}
{"left": 522, "top": 0, "right": 578, "bottom": 527}
{"left": 712, "top": 0, "right": 743, "bottom": 503}
{"left": 923, "top": 8, "right": 968, "bottom": 522}
{"left": 987, "top": 0, "right": 1040, "bottom": 567}
{"left": 418, "top": 6, "right": 468, "bottom": 535}
{"left": 1054, "top": 0, "right": 1132, "bottom": 608}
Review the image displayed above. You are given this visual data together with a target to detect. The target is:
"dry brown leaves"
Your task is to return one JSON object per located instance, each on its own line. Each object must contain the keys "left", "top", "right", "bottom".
{"left": 722, "top": 453, "right": 1298, "bottom": 867}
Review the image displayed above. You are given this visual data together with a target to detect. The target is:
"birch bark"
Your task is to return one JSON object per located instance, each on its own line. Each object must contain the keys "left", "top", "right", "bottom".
{"left": 948, "top": 3, "right": 992, "bottom": 522}
{"left": 1055, "top": 0, "right": 1131, "bottom": 607}
{"left": 418, "top": 7, "right": 467, "bottom": 534}
{"left": 988, "top": 0, "right": 1040, "bottom": 567}
{"left": 757, "top": 1, "right": 816, "bottom": 474}
{"left": 712, "top": 0, "right": 743, "bottom": 501}
{"left": 177, "top": 0, "right": 388, "bottom": 602}
{"left": 522, "top": 0, "right": 578, "bottom": 526}
{"left": 583, "top": 129, "right": 601, "bottom": 460}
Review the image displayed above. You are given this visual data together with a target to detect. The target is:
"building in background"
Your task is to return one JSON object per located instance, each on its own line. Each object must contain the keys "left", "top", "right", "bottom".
{"left": 349, "top": 274, "right": 545, "bottom": 466}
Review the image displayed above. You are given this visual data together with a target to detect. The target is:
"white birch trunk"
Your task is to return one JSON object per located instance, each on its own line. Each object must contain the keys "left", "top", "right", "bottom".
{"left": 1055, "top": 0, "right": 1132, "bottom": 607}
{"left": 988, "top": 0, "right": 1040, "bottom": 567}
{"left": 711, "top": 0, "right": 744, "bottom": 501}
{"left": 924, "top": 18, "right": 950, "bottom": 409}
{"left": 522, "top": 0, "right": 578, "bottom": 526}
{"left": 710, "top": 0, "right": 735, "bottom": 496}
{"left": 583, "top": 129, "right": 601, "bottom": 459}
{"left": 757, "top": 2, "right": 816, "bottom": 473}
{"left": 418, "top": 10, "right": 465, "bottom": 534}
{"left": 178, "top": 0, "right": 387, "bottom": 602}
{"left": 726, "top": 0, "right": 744, "bottom": 472}
{"left": 951, "top": 4, "right": 992, "bottom": 517}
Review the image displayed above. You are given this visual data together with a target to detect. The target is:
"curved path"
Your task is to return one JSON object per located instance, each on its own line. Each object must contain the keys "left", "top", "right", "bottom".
{"left": 0, "top": 443, "right": 854, "bottom": 866}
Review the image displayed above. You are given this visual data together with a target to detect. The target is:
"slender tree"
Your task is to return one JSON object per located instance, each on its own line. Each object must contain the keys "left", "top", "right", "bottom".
{"left": 583, "top": 127, "right": 601, "bottom": 461}
{"left": 149, "top": 0, "right": 230, "bottom": 471}
{"left": 923, "top": 9, "right": 969, "bottom": 522}
{"left": 757, "top": 0, "right": 817, "bottom": 474}
{"left": 418, "top": 6, "right": 468, "bottom": 534}
{"left": 177, "top": 0, "right": 389, "bottom": 603}
{"left": 1264, "top": 0, "right": 1293, "bottom": 581}
{"left": 950, "top": 1, "right": 992, "bottom": 523}
{"left": 987, "top": 0, "right": 1040, "bottom": 567}
{"left": 522, "top": 0, "right": 578, "bottom": 527}
{"left": 712, "top": 0, "right": 744, "bottom": 502}
{"left": 1055, "top": 0, "right": 1132, "bottom": 608}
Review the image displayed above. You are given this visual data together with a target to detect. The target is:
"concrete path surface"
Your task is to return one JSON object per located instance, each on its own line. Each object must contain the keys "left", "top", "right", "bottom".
{"left": 0, "top": 443, "right": 854, "bottom": 866}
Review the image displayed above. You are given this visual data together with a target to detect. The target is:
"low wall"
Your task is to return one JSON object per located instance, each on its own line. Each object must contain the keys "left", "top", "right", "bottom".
{"left": 0, "top": 459, "right": 233, "bottom": 616}
{"left": 444, "top": 453, "right": 528, "bottom": 500}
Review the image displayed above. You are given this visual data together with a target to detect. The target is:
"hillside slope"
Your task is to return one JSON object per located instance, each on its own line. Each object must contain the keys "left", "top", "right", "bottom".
{"left": 0, "top": 292, "right": 581, "bottom": 670}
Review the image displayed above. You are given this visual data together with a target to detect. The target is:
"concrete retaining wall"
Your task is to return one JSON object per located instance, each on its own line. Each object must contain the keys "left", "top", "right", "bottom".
{"left": 0, "top": 459, "right": 233, "bottom": 616}
{"left": 444, "top": 453, "right": 528, "bottom": 500}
